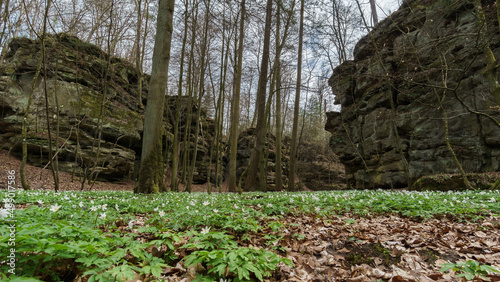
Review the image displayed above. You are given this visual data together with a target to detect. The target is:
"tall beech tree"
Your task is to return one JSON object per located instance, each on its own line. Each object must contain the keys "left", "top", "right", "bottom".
{"left": 243, "top": 0, "right": 272, "bottom": 191}
{"left": 228, "top": 0, "right": 245, "bottom": 193}
{"left": 274, "top": 3, "right": 283, "bottom": 191}
{"left": 289, "top": 0, "right": 304, "bottom": 192}
{"left": 40, "top": 0, "right": 60, "bottom": 192}
{"left": 171, "top": 0, "right": 191, "bottom": 192}
{"left": 186, "top": 0, "right": 211, "bottom": 192}
{"left": 136, "top": 0, "right": 175, "bottom": 194}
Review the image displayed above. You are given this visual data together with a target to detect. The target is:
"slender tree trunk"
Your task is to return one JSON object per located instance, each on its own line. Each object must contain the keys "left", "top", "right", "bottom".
{"left": 136, "top": 0, "right": 175, "bottom": 194}
{"left": 275, "top": 1, "right": 283, "bottom": 191}
{"left": 275, "top": 69, "right": 283, "bottom": 190}
{"left": 261, "top": 0, "right": 293, "bottom": 191}
{"left": 282, "top": 84, "right": 291, "bottom": 137}
{"left": 171, "top": 0, "right": 190, "bottom": 192}
{"left": 135, "top": 0, "right": 145, "bottom": 109}
{"left": 140, "top": 0, "right": 150, "bottom": 102}
{"left": 0, "top": 0, "right": 10, "bottom": 60}
{"left": 181, "top": 2, "right": 198, "bottom": 186}
{"left": 186, "top": 0, "right": 211, "bottom": 193}
{"left": 212, "top": 3, "right": 230, "bottom": 193}
{"left": 229, "top": 0, "right": 245, "bottom": 193}
{"left": 369, "top": 0, "right": 378, "bottom": 26}
{"left": 53, "top": 59, "right": 61, "bottom": 191}
{"left": 244, "top": 0, "right": 272, "bottom": 192}
{"left": 216, "top": 82, "right": 226, "bottom": 193}
{"left": 206, "top": 71, "right": 216, "bottom": 194}
{"left": 87, "top": 0, "right": 115, "bottom": 191}
{"left": 332, "top": 0, "right": 347, "bottom": 64}
{"left": 20, "top": 55, "right": 43, "bottom": 191}
{"left": 288, "top": 0, "right": 304, "bottom": 192}
{"left": 40, "top": 0, "right": 59, "bottom": 192}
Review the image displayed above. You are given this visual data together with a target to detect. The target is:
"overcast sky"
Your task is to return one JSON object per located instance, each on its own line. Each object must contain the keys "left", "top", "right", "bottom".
{"left": 377, "top": 0, "right": 403, "bottom": 20}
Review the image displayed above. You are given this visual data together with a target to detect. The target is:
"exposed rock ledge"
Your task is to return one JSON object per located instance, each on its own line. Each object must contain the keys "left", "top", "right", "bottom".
{"left": 0, "top": 34, "right": 216, "bottom": 183}
{"left": 325, "top": 0, "right": 500, "bottom": 188}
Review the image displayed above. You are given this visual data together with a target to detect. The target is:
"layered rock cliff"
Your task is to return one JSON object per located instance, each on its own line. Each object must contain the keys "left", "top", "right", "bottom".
{"left": 0, "top": 34, "right": 216, "bottom": 183}
{"left": 325, "top": 0, "right": 500, "bottom": 188}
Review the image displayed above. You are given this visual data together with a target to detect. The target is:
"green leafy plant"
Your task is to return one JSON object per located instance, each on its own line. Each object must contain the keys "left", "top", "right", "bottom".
{"left": 345, "top": 218, "right": 357, "bottom": 225}
{"left": 267, "top": 220, "right": 284, "bottom": 232}
{"left": 184, "top": 247, "right": 292, "bottom": 282}
{"left": 440, "top": 260, "right": 500, "bottom": 281}
{"left": 183, "top": 230, "right": 238, "bottom": 251}
{"left": 292, "top": 233, "right": 306, "bottom": 241}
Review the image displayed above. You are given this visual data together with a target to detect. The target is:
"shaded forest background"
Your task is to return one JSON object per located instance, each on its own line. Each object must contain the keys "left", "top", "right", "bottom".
{"left": 0, "top": 0, "right": 396, "bottom": 131}
{"left": 0, "top": 0, "right": 396, "bottom": 192}
{"left": 1, "top": 0, "right": 499, "bottom": 193}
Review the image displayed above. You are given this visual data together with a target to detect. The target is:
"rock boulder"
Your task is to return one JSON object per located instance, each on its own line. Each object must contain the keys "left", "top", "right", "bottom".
{"left": 325, "top": 0, "right": 500, "bottom": 188}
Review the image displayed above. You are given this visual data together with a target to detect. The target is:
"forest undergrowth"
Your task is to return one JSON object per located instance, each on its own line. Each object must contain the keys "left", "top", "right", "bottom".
{"left": 1, "top": 187, "right": 499, "bottom": 282}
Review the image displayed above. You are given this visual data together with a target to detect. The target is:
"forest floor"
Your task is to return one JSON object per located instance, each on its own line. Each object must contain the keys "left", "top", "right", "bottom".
{"left": 0, "top": 150, "right": 211, "bottom": 192}
{"left": 265, "top": 212, "right": 500, "bottom": 281}
{"left": 1, "top": 150, "right": 500, "bottom": 281}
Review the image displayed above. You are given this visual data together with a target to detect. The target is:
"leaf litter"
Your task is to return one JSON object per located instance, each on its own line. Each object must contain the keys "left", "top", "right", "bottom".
{"left": 254, "top": 214, "right": 500, "bottom": 282}
{"left": 131, "top": 212, "right": 499, "bottom": 281}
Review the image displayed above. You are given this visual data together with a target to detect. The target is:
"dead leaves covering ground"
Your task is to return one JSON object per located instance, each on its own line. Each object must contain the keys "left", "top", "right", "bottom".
{"left": 275, "top": 214, "right": 500, "bottom": 282}
{"left": 157, "top": 213, "right": 500, "bottom": 282}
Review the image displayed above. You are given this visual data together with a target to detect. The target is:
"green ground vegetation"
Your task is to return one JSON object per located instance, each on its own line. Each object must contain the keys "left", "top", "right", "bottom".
{"left": 1, "top": 189, "right": 499, "bottom": 281}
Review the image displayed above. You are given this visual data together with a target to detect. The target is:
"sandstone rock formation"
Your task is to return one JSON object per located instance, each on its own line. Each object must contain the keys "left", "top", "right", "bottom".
{"left": 0, "top": 34, "right": 217, "bottom": 184}
{"left": 296, "top": 141, "right": 346, "bottom": 190}
{"left": 325, "top": 0, "right": 500, "bottom": 189}
{"left": 234, "top": 128, "right": 289, "bottom": 191}
{"left": 233, "top": 130, "right": 346, "bottom": 191}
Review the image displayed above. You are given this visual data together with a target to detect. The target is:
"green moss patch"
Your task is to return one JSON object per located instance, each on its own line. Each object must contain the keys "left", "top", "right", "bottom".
{"left": 412, "top": 172, "right": 500, "bottom": 191}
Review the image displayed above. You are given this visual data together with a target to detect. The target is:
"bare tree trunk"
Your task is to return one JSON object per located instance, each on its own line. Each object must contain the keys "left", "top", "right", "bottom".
{"left": 20, "top": 55, "right": 43, "bottom": 191}
{"left": 229, "top": 0, "right": 246, "bottom": 193}
{"left": 136, "top": 0, "right": 175, "bottom": 194}
{"left": 243, "top": 0, "right": 272, "bottom": 192}
{"left": 212, "top": 1, "right": 231, "bottom": 193}
{"left": 369, "top": 0, "right": 378, "bottom": 26}
{"left": 0, "top": 0, "right": 10, "bottom": 60}
{"left": 186, "top": 0, "right": 211, "bottom": 193}
{"left": 53, "top": 59, "right": 61, "bottom": 191}
{"left": 270, "top": 0, "right": 295, "bottom": 190}
{"left": 216, "top": 78, "right": 226, "bottom": 193}
{"left": 289, "top": 0, "right": 304, "bottom": 192}
{"left": 275, "top": 70, "right": 283, "bottom": 190}
{"left": 87, "top": 0, "right": 115, "bottom": 191}
{"left": 135, "top": 0, "right": 145, "bottom": 109}
{"left": 180, "top": 2, "right": 198, "bottom": 187}
{"left": 333, "top": 0, "right": 347, "bottom": 64}
{"left": 39, "top": 0, "right": 59, "bottom": 192}
{"left": 275, "top": 3, "right": 283, "bottom": 191}
{"left": 171, "top": 0, "right": 190, "bottom": 192}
